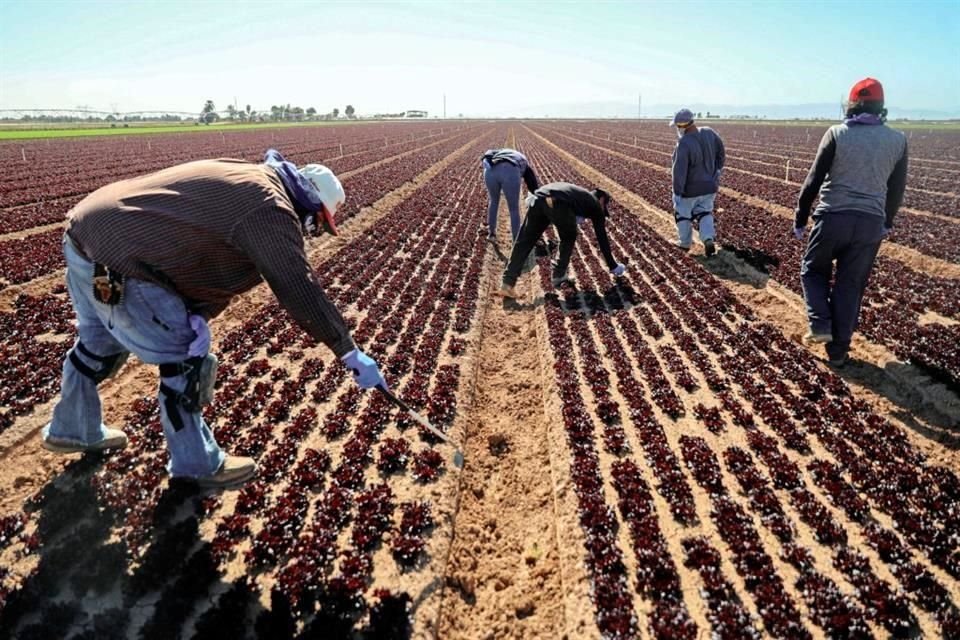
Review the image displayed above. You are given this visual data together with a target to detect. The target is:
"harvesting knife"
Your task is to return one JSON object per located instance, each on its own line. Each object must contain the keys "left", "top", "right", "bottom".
{"left": 376, "top": 385, "right": 464, "bottom": 468}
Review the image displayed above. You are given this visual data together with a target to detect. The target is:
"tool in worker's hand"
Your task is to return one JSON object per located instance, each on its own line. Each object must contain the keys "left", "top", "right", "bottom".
{"left": 377, "top": 385, "right": 464, "bottom": 468}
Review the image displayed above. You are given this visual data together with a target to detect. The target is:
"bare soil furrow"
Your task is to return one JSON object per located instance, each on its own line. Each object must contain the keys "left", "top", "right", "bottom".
{"left": 0, "top": 132, "right": 489, "bottom": 514}
{"left": 542, "top": 127, "right": 960, "bottom": 278}
{"left": 525, "top": 124, "right": 960, "bottom": 465}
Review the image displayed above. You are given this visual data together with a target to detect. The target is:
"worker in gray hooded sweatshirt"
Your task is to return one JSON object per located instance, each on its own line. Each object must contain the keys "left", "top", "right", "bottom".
{"left": 793, "top": 77, "right": 908, "bottom": 367}
{"left": 482, "top": 148, "right": 540, "bottom": 242}
{"left": 671, "top": 108, "right": 725, "bottom": 256}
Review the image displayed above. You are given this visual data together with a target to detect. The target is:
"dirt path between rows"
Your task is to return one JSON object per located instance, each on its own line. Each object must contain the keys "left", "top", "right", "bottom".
{"left": 724, "top": 192, "right": 960, "bottom": 280}
{"left": 526, "top": 125, "right": 960, "bottom": 470}
{"left": 571, "top": 129, "right": 959, "bottom": 199}
{"left": 900, "top": 206, "right": 959, "bottom": 225}
{"left": 0, "top": 220, "right": 65, "bottom": 244}
{"left": 437, "top": 130, "right": 566, "bottom": 640}
{"left": 0, "top": 132, "right": 488, "bottom": 519}
{"left": 610, "top": 131, "right": 960, "bottom": 173}
{"left": 0, "top": 130, "right": 478, "bottom": 245}
{"left": 540, "top": 128, "right": 960, "bottom": 280}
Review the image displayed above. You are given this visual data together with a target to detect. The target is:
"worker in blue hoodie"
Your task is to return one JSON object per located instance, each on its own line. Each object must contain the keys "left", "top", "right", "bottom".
{"left": 482, "top": 148, "right": 539, "bottom": 242}
{"left": 670, "top": 108, "right": 725, "bottom": 256}
{"left": 793, "top": 78, "right": 908, "bottom": 368}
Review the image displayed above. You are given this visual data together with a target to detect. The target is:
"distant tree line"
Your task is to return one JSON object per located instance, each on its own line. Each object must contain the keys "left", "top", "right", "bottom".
{"left": 4, "top": 113, "right": 185, "bottom": 123}
{"left": 202, "top": 100, "right": 357, "bottom": 124}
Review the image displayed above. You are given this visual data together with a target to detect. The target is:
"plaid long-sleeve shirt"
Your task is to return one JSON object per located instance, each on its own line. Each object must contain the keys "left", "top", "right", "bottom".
{"left": 67, "top": 158, "right": 355, "bottom": 357}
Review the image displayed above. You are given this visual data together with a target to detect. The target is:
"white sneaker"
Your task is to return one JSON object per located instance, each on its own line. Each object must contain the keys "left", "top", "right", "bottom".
{"left": 43, "top": 427, "right": 128, "bottom": 454}
{"left": 191, "top": 456, "right": 257, "bottom": 489}
{"left": 803, "top": 331, "right": 833, "bottom": 344}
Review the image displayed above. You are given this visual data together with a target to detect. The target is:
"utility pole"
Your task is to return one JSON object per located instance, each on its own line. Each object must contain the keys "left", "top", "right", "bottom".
{"left": 638, "top": 93, "right": 642, "bottom": 119}
{"left": 443, "top": 94, "right": 446, "bottom": 119}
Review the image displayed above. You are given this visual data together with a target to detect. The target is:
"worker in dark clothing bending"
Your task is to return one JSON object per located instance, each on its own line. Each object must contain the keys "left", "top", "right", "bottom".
{"left": 498, "top": 182, "right": 626, "bottom": 298}
{"left": 481, "top": 148, "right": 540, "bottom": 242}
{"left": 793, "top": 77, "right": 908, "bottom": 368}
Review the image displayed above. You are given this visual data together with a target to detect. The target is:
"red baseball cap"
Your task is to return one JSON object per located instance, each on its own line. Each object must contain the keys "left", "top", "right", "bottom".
{"left": 848, "top": 78, "right": 884, "bottom": 104}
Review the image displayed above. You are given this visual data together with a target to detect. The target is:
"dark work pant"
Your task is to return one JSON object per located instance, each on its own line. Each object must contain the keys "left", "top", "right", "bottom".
{"left": 800, "top": 212, "right": 884, "bottom": 360}
{"left": 502, "top": 199, "right": 578, "bottom": 286}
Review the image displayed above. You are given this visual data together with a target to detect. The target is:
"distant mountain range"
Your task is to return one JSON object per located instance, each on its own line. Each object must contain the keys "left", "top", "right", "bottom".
{"left": 489, "top": 101, "right": 960, "bottom": 121}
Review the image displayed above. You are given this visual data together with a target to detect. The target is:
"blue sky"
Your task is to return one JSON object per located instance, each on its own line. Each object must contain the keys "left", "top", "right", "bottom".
{"left": 1, "top": 0, "right": 957, "bottom": 117}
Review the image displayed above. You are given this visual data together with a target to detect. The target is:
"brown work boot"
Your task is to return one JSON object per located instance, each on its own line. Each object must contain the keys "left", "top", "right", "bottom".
{"left": 193, "top": 456, "right": 257, "bottom": 489}
{"left": 43, "top": 427, "right": 128, "bottom": 454}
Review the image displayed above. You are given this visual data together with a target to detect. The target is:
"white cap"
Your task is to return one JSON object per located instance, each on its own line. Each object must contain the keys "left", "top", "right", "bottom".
{"left": 298, "top": 164, "right": 346, "bottom": 217}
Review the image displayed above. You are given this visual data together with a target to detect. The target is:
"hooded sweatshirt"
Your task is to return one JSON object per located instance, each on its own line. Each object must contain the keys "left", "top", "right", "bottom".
{"left": 795, "top": 121, "right": 908, "bottom": 229}
{"left": 672, "top": 126, "right": 726, "bottom": 197}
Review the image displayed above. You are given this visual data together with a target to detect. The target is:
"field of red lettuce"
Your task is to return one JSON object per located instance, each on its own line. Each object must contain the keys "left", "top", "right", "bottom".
{"left": 0, "top": 121, "right": 957, "bottom": 639}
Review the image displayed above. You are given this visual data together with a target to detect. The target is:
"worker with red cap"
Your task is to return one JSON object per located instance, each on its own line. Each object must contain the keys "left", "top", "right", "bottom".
{"left": 792, "top": 78, "right": 908, "bottom": 367}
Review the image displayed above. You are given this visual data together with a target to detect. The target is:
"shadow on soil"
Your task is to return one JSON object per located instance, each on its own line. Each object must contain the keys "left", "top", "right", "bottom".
{"left": 0, "top": 451, "right": 419, "bottom": 640}
{"left": 700, "top": 248, "right": 960, "bottom": 446}
{"left": 0, "top": 454, "right": 254, "bottom": 640}
{"left": 696, "top": 248, "right": 772, "bottom": 288}
{"left": 503, "top": 297, "right": 546, "bottom": 312}
{"left": 832, "top": 358, "right": 960, "bottom": 448}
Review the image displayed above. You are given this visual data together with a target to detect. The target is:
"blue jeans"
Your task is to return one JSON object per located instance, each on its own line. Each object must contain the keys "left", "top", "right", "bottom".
{"left": 44, "top": 235, "right": 224, "bottom": 478}
{"left": 674, "top": 193, "right": 716, "bottom": 247}
{"left": 484, "top": 162, "right": 522, "bottom": 240}
{"left": 800, "top": 212, "right": 884, "bottom": 361}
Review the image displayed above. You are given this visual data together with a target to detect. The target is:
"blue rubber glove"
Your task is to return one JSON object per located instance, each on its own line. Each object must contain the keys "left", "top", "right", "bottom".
{"left": 575, "top": 215, "right": 586, "bottom": 227}
{"left": 341, "top": 348, "right": 387, "bottom": 390}
{"left": 792, "top": 227, "right": 805, "bottom": 241}
{"left": 611, "top": 263, "right": 626, "bottom": 277}
{"left": 188, "top": 314, "right": 210, "bottom": 357}
{"left": 880, "top": 226, "right": 892, "bottom": 240}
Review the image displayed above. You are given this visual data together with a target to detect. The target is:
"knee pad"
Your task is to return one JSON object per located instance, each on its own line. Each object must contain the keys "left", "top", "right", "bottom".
{"left": 69, "top": 342, "right": 130, "bottom": 384}
{"left": 159, "top": 354, "right": 218, "bottom": 418}
{"left": 691, "top": 211, "right": 712, "bottom": 224}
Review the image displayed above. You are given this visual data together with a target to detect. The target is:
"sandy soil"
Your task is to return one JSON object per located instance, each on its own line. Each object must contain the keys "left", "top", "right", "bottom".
{"left": 543, "top": 127, "right": 960, "bottom": 280}
{"left": 528, "top": 125, "right": 960, "bottom": 458}
{"left": 520, "top": 126, "right": 957, "bottom": 637}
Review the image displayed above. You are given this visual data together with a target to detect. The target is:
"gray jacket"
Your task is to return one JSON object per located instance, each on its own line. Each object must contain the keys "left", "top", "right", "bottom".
{"left": 796, "top": 123, "right": 908, "bottom": 228}
{"left": 672, "top": 127, "right": 725, "bottom": 197}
